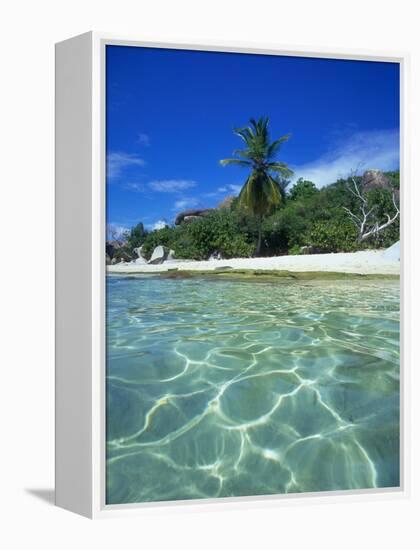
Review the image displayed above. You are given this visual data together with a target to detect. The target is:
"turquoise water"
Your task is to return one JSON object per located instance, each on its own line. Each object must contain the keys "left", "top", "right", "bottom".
{"left": 106, "top": 275, "right": 400, "bottom": 504}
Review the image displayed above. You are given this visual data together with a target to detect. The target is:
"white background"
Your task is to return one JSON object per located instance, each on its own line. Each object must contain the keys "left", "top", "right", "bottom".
{"left": 0, "top": 0, "right": 418, "bottom": 548}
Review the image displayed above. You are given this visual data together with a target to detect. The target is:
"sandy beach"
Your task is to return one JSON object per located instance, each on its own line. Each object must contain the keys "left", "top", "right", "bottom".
{"left": 107, "top": 249, "right": 400, "bottom": 276}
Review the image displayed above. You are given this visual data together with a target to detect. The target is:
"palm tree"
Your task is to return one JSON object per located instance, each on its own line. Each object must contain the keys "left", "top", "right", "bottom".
{"left": 276, "top": 175, "right": 292, "bottom": 202}
{"left": 220, "top": 117, "right": 293, "bottom": 256}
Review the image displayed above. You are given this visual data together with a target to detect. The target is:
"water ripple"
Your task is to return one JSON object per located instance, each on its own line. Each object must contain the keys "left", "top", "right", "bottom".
{"left": 106, "top": 276, "right": 400, "bottom": 504}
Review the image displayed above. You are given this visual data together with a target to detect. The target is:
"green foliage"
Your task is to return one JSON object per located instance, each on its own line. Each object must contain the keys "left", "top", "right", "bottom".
{"left": 288, "top": 244, "right": 303, "bottom": 255}
{"left": 141, "top": 226, "right": 173, "bottom": 259}
{"left": 262, "top": 191, "right": 327, "bottom": 252}
{"left": 384, "top": 171, "right": 400, "bottom": 190}
{"left": 138, "top": 210, "right": 254, "bottom": 261}
{"left": 112, "top": 247, "right": 134, "bottom": 262}
{"left": 119, "top": 170, "right": 400, "bottom": 261}
{"left": 125, "top": 222, "right": 147, "bottom": 251}
{"left": 289, "top": 178, "right": 318, "bottom": 201}
{"left": 364, "top": 187, "right": 400, "bottom": 247}
{"left": 220, "top": 117, "right": 293, "bottom": 254}
{"left": 174, "top": 210, "right": 254, "bottom": 260}
{"left": 305, "top": 219, "right": 359, "bottom": 252}
{"left": 276, "top": 175, "right": 292, "bottom": 200}
{"left": 261, "top": 171, "right": 399, "bottom": 254}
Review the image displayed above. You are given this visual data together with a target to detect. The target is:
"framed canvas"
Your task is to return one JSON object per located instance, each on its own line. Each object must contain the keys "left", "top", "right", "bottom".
{"left": 55, "top": 32, "right": 409, "bottom": 518}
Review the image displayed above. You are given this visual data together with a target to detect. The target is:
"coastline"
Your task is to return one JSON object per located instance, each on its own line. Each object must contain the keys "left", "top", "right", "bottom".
{"left": 107, "top": 249, "right": 400, "bottom": 278}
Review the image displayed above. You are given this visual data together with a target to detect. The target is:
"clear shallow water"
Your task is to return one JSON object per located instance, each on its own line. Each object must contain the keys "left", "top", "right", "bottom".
{"left": 106, "top": 275, "right": 400, "bottom": 504}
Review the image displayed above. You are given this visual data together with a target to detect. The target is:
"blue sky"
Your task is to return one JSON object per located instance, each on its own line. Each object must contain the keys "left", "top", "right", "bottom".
{"left": 106, "top": 45, "right": 399, "bottom": 235}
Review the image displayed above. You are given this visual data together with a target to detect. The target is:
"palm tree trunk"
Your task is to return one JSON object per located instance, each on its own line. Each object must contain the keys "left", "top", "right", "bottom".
{"left": 256, "top": 216, "right": 262, "bottom": 256}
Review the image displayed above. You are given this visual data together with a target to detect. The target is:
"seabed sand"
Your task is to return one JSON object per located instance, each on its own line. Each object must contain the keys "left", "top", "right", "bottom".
{"left": 107, "top": 249, "right": 400, "bottom": 276}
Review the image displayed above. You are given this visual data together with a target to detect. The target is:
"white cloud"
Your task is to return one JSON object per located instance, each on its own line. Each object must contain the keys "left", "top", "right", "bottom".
{"left": 107, "top": 223, "right": 129, "bottom": 240}
{"left": 137, "top": 133, "right": 150, "bottom": 146}
{"left": 150, "top": 220, "right": 167, "bottom": 230}
{"left": 217, "top": 184, "right": 242, "bottom": 194}
{"left": 107, "top": 152, "right": 145, "bottom": 179}
{"left": 122, "top": 182, "right": 146, "bottom": 192}
{"left": 292, "top": 129, "right": 399, "bottom": 188}
{"left": 173, "top": 197, "right": 200, "bottom": 211}
{"left": 205, "top": 184, "right": 243, "bottom": 198}
{"left": 148, "top": 179, "right": 197, "bottom": 193}
{"left": 121, "top": 178, "right": 198, "bottom": 195}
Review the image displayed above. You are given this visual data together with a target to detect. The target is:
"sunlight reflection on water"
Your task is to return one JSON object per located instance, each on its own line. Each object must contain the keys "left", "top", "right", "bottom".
{"left": 106, "top": 275, "right": 400, "bottom": 504}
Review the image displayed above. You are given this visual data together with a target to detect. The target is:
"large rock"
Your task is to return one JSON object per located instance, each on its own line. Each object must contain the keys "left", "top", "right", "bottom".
{"left": 217, "top": 195, "right": 235, "bottom": 209}
{"left": 166, "top": 249, "right": 176, "bottom": 262}
{"left": 361, "top": 170, "right": 391, "bottom": 192}
{"left": 134, "top": 245, "right": 146, "bottom": 259}
{"left": 299, "top": 245, "right": 322, "bottom": 255}
{"left": 148, "top": 245, "right": 169, "bottom": 264}
{"left": 131, "top": 245, "right": 147, "bottom": 264}
{"left": 106, "top": 240, "right": 123, "bottom": 259}
{"left": 175, "top": 208, "right": 213, "bottom": 225}
{"left": 383, "top": 240, "right": 400, "bottom": 261}
{"left": 208, "top": 251, "right": 223, "bottom": 260}
{"left": 112, "top": 249, "right": 133, "bottom": 263}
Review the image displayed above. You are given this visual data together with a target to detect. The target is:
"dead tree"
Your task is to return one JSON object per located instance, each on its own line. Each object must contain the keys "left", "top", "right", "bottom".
{"left": 343, "top": 172, "right": 399, "bottom": 242}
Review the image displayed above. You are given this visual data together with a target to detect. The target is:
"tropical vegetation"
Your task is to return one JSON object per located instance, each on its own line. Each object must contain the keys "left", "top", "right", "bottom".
{"left": 108, "top": 169, "right": 400, "bottom": 263}
{"left": 220, "top": 117, "right": 293, "bottom": 255}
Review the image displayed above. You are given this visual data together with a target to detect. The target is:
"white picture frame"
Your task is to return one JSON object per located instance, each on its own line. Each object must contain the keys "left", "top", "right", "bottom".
{"left": 55, "top": 31, "right": 410, "bottom": 518}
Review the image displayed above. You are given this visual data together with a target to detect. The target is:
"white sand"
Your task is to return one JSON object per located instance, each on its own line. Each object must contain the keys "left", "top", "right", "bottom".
{"left": 107, "top": 249, "right": 399, "bottom": 276}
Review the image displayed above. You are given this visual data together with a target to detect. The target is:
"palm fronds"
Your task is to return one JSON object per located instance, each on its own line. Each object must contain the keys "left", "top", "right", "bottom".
{"left": 220, "top": 117, "right": 292, "bottom": 255}
{"left": 219, "top": 158, "right": 252, "bottom": 167}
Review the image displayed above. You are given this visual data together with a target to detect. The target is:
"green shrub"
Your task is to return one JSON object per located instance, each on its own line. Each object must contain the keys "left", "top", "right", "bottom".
{"left": 141, "top": 227, "right": 173, "bottom": 259}
{"left": 305, "top": 219, "right": 359, "bottom": 253}
{"left": 174, "top": 210, "right": 255, "bottom": 260}
{"left": 118, "top": 170, "right": 400, "bottom": 260}
{"left": 217, "top": 234, "right": 254, "bottom": 258}
{"left": 125, "top": 222, "right": 147, "bottom": 251}
{"left": 364, "top": 188, "right": 400, "bottom": 248}
{"left": 288, "top": 244, "right": 303, "bottom": 255}
{"left": 262, "top": 199, "right": 320, "bottom": 252}
{"left": 137, "top": 210, "right": 255, "bottom": 261}
{"left": 289, "top": 178, "right": 319, "bottom": 201}
{"left": 112, "top": 247, "right": 134, "bottom": 262}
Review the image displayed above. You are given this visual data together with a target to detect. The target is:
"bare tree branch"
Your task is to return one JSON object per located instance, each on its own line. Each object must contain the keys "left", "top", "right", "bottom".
{"left": 343, "top": 207, "right": 362, "bottom": 226}
{"left": 343, "top": 171, "right": 399, "bottom": 242}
